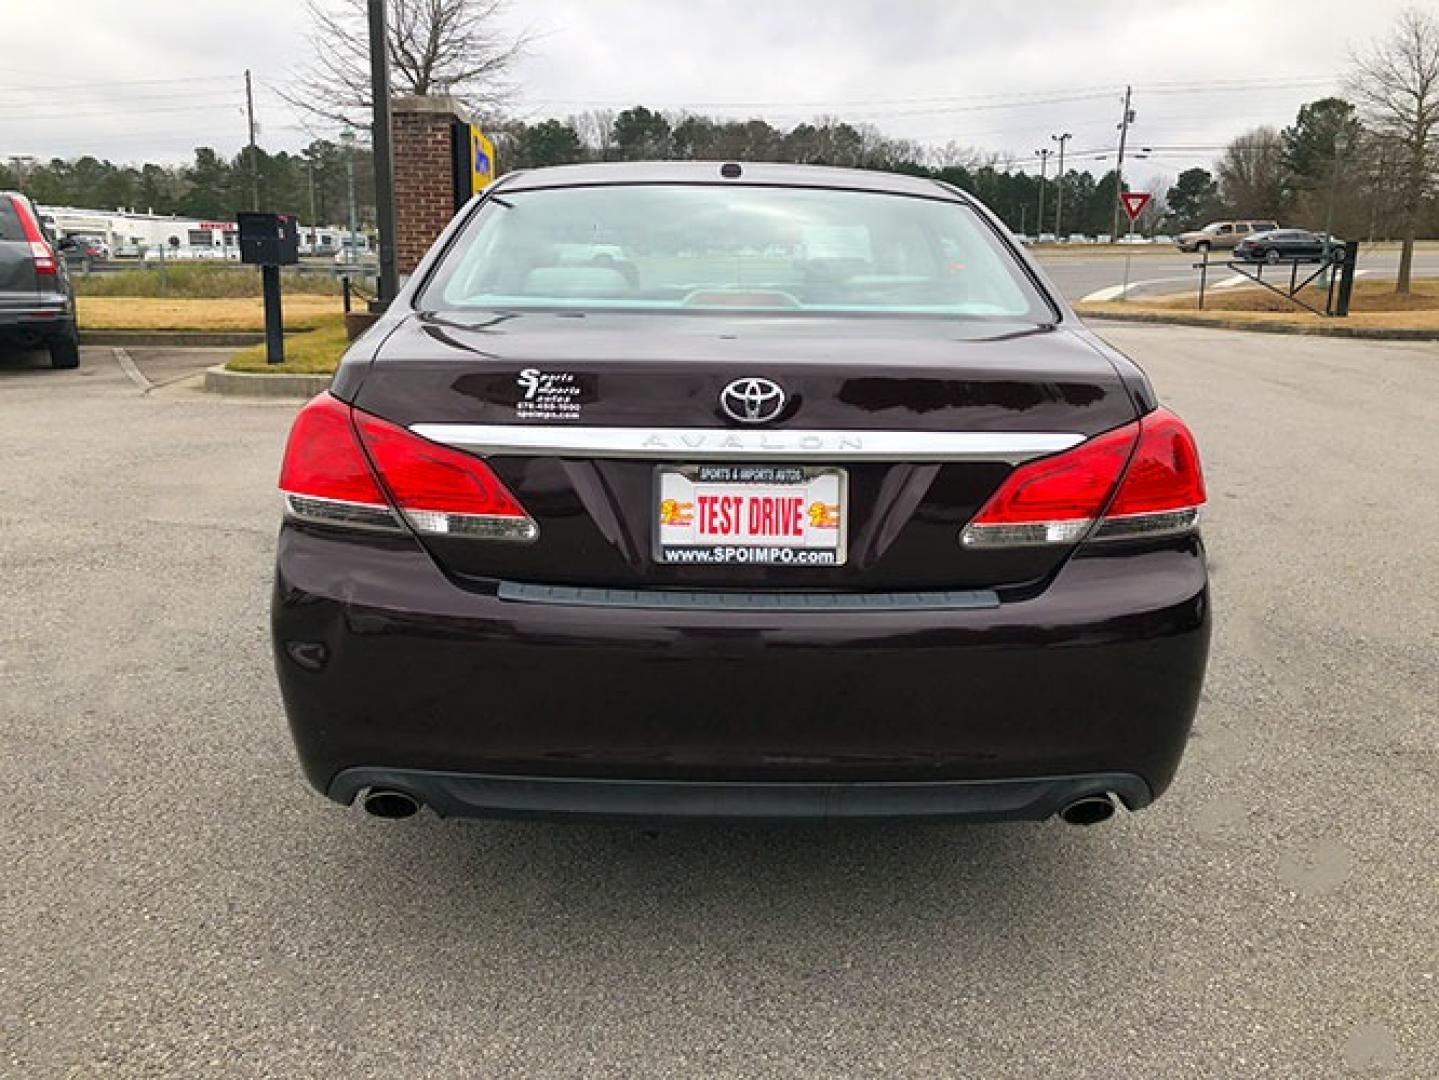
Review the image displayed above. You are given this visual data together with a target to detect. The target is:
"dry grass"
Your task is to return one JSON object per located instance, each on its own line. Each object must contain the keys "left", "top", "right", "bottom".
{"left": 77, "top": 295, "right": 343, "bottom": 332}
{"left": 74, "top": 262, "right": 343, "bottom": 298}
{"left": 1078, "top": 278, "right": 1439, "bottom": 332}
{"left": 224, "top": 314, "right": 349, "bottom": 374}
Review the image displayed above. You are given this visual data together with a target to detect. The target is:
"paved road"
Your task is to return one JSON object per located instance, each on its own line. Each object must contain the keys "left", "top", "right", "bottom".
{"left": 1036, "top": 248, "right": 1439, "bottom": 302}
{"left": 2, "top": 336, "right": 1436, "bottom": 1077}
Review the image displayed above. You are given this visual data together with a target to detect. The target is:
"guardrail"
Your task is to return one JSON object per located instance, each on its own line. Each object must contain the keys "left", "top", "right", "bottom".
{"left": 63, "top": 255, "right": 378, "bottom": 280}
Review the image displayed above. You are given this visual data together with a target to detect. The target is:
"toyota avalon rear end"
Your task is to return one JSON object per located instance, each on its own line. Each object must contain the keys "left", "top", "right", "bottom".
{"left": 271, "top": 162, "right": 1209, "bottom": 825}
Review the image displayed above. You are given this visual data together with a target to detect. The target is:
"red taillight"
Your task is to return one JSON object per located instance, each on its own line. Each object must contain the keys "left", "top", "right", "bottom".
{"left": 8, "top": 195, "right": 57, "bottom": 276}
{"left": 277, "top": 392, "right": 535, "bottom": 540}
{"left": 278, "top": 393, "right": 401, "bottom": 532}
{"left": 353, "top": 409, "right": 536, "bottom": 539}
{"left": 1104, "top": 409, "right": 1206, "bottom": 518}
{"left": 961, "top": 407, "right": 1205, "bottom": 548}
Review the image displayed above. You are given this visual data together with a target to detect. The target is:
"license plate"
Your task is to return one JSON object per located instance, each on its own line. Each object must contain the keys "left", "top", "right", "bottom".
{"left": 654, "top": 464, "right": 847, "bottom": 566}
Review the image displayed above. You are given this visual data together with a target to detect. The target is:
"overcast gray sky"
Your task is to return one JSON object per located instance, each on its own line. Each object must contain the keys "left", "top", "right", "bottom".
{"left": 3, "top": 0, "right": 1414, "bottom": 180}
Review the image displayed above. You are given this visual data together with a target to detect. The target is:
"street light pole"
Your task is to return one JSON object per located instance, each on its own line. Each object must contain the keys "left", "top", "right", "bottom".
{"left": 1318, "top": 132, "right": 1351, "bottom": 286}
{"left": 245, "top": 69, "right": 259, "bottom": 211}
{"left": 1051, "top": 132, "right": 1072, "bottom": 238}
{"left": 1034, "top": 148, "right": 1052, "bottom": 241}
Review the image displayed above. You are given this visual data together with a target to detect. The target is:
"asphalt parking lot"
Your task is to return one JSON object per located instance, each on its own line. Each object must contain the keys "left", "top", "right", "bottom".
{"left": 2, "top": 328, "right": 1436, "bottom": 1077}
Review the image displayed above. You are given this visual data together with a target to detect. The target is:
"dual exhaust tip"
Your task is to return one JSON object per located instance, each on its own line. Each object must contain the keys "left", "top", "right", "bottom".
{"left": 361, "top": 788, "right": 421, "bottom": 819}
{"left": 1058, "top": 794, "right": 1117, "bottom": 826}
{"left": 358, "top": 787, "right": 1118, "bottom": 825}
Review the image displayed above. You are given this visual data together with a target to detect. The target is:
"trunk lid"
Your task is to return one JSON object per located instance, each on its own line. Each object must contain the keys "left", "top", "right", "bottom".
{"left": 349, "top": 310, "right": 1137, "bottom": 592}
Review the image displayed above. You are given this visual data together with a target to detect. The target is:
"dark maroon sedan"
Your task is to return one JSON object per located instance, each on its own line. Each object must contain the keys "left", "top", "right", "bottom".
{"left": 272, "top": 162, "right": 1209, "bottom": 826}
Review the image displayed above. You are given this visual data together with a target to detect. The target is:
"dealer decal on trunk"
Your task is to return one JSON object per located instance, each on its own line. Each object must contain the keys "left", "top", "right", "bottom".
{"left": 516, "top": 369, "right": 582, "bottom": 421}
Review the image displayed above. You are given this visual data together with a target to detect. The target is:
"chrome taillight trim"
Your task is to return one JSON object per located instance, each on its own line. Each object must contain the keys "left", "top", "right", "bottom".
{"left": 282, "top": 492, "right": 403, "bottom": 533}
{"left": 283, "top": 493, "right": 538, "bottom": 541}
{"left": 408, "top": 424, "right": 1085, "bottom": 464}
{"left": 959, "top": 519, "right": 1095, "bottom": 548}
{"left": 401, "top": 508, "right": 539, "bottom": 542}
{"left": 1091, "top": 507, "right": 1202, "bottom": 541}
{"left": 959, "top": 506, "right": 1202, "bottom": 548}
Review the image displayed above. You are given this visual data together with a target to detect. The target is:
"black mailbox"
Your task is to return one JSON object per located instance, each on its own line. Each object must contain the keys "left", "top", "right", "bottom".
{"left": 237, "top": 212, "right": 299, "bottom": 266}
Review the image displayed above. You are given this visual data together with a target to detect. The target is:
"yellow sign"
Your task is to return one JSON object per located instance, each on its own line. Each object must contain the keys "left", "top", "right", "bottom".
{"left": 470, "top": 127, "right": 495, "bottom": 192}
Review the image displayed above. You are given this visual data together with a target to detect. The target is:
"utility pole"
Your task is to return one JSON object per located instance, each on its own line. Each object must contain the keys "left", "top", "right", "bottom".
{"left": 368, "top": 0, "right": 399, "bottom": 305}
{"left": 1110, "top": 85, "right": 1133, "bottom": 242}
{"left": 244, "top": 69, "right": 259, "bottom": 211}
{"left": 1034, "top": 148, "right": 1052, "bottom": 241}
{"left": 342, "top": 129, "right": 358, "bottom": 268}
{"left": 1051, "top": 132, "right": 1072, "bottom": 238}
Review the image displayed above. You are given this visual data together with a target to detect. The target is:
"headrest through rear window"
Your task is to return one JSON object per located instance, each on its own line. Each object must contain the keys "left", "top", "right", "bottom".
{"left": 521, "top": 266, "right": 633, "bottom": 296}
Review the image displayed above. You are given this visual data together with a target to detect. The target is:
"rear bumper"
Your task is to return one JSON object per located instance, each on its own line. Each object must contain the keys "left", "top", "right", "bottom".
{"left": 330, "top": 768, "right": 1151, "bottom": 821}
{"left": 273, "top": 526, "right": 1210, "bottom": 820}
{"left": 0, "top": 301, "right": 74, "bottom": 340}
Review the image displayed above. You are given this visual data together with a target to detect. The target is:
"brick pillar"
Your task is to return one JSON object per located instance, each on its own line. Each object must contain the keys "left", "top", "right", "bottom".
{"left": 391, "top": 95, "right": 468, "bottom": 276}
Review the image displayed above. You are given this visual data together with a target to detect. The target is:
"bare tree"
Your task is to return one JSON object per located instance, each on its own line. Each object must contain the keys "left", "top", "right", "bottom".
{"left": 573, "top": 110, "right": 617, "bottom": 162}
{"left": 927, "top": 142, "right": 982, "bottom": 171}
{"left": 1347, "top": 7, "right": 1439, "bottom": 293}
{"left": 1137, "top": 171, "right": 1173, "bottom": 235}
{"left": 282, "top": 0, "right": 529, "bottom": 127}
{"left": 1216, "top": 126, "right": 1288, "bottom": 218}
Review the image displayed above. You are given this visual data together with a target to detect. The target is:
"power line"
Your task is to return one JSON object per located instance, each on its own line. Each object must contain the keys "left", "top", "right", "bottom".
{"left": 0, "top": 93, "right": 246, "bottom": 114}
{"left": 1, "top": 102, "right": 246, "bottom": 123}
{"left": 0, "top": 75, "right": 238, "bottom": 94}
{"left": 1144, "top": 75, "right": 1335, "bottom": 92}
{"left": 512, "top": 88, "right": 1122, "bottom": 111}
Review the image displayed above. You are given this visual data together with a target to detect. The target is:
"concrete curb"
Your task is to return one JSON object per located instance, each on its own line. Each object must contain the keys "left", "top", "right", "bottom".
{"left": 80, "top": 326, "right": 323, "bottom": 347}
{"left": 81, "top": 329, "right": 265, "bottom": 347}
{"left": 203, "top": 364, "right": 331, "bottom": 398}
{"left": 1077, "top": 309, "right": 1439, "bottom": 342}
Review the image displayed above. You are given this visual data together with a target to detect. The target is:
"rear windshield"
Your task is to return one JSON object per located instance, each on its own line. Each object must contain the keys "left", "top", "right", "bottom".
{"left": 420, "top": 184, "right": 1053, "bottom": 320}
{"left": 0, "top": 197, "right": 23, "bottom": 241}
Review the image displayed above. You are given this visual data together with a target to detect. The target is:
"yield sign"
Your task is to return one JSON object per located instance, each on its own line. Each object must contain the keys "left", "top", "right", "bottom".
{"left": 1120, "top": 191, "right": 1152, "bottom": 222}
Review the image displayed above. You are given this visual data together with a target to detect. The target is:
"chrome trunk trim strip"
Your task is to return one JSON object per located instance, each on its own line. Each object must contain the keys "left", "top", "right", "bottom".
{"left": 409, "top": 425, "right": 1084, "bottom": 463}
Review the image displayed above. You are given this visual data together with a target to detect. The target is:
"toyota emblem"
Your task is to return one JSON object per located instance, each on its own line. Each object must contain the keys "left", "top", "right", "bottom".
{"left": 719, "top": 377, "right": 786, "bottom": 425}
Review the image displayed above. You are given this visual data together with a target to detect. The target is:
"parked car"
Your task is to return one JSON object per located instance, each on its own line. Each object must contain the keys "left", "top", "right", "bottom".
{"left": 1235, "top": 229, "right": 1344, "bottom": 264}
{"left": 1175, "top": 219, "right": 1280, "bottom": 253}
{"left": 272, "top": 162, "right": 1210, "bottom": 827}
{"left": 0, "top": 192, "right": 79, "bottom": 369}
{"left": 61, "top": 234, "right": 109, "bottom": 260}
{"left": 333, "top": 240, "right": 377, "bottom": 267}
{"left": 140, "top": 245, "right": 237, "bottom": 262}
